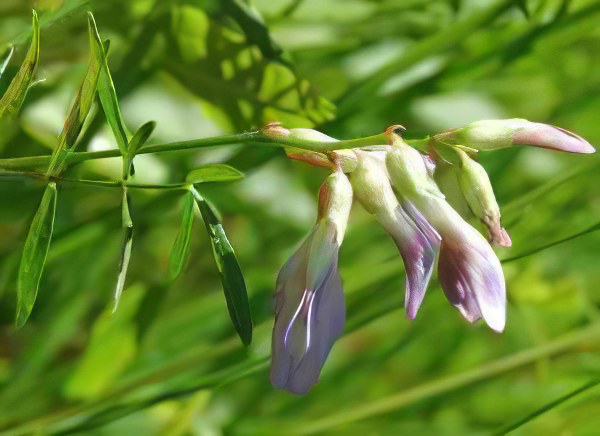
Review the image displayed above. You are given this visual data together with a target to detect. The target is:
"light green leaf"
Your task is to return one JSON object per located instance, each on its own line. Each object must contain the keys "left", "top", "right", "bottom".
{"left": 0, "top": 11, "right": 40, "bottom": 121}
{"left": 16, "top": 182, "right": 57, "bottom": 328}
{"left": 114, "top": 189, "right": 133, "bottom": 312}
{"left": 46, "top": 13, "right": 103, "bottom": 176}
{"left": 88, "top": 12, "right": 129, "bottom": 156}
{"left": 125, "top": 121, "right": 156, "bottom": 179}
{"left": 186, "top": 164, "right": 244, "bottom": 184}
{"left": 168, "top": 190, "right": 195, "bottom": 281}
{"left": 191, "top": 187, "right": 252, "bottom": 345}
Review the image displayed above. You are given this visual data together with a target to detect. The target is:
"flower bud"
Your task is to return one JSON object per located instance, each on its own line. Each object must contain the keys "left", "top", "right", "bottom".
{"left": 350, "top": 150, "right": 440, "bottom": 319}
{"left": 261, "top": 123, "right": 358, "bottom": 171}
{"left": 454, "top": 149, "right": 511, "bottom": 247}
{"left": 434, "top": 119, "right": 595, "bottom": 154}
{"left": 271, "top": 169, "right": 352, "bottom": 394}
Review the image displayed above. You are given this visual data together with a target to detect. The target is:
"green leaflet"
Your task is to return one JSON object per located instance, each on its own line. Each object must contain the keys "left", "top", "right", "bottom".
{"left": 16, "top": 182, "right": 57, "bottom": 328}
{"left": 88, "top": 13, "right": 129, "bottom": 156}
{"left": 168, "top": 190, "right": 195, "bottom": 281}
{"left": 114, "top": 189, "right": 133, "bottom": 312}
{"left": 191, "top": 187, "right": 252, "bottom": 345}
{"left": 186, "top": 164, "right": 244, "bottom": 184}
{"left": 46, "top": 14, "right": 103, "bottom": 176}
{"left": 0, "top": 11, "right": 40, "bottom": 121}
{"left": 125, "top": 121, "right": 156, "bottom": 179}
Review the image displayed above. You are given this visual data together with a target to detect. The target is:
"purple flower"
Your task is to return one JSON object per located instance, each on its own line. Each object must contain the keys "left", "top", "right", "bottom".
{"left": 434, "top": 119, "right": 595, "bottom": 154}
{"left": 270, "top": 169, "right": 352, "bottom": 394}
{"left": 350, "top": 150, "right": 440, "bottom": 319}
{"left": 385, "top": 128, "right": 506, "bottom": 332}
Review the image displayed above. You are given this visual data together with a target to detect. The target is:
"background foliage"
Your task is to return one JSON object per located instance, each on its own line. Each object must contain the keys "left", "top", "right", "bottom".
{"left": 0, "top": 0, "right": 599, "bottom": 434}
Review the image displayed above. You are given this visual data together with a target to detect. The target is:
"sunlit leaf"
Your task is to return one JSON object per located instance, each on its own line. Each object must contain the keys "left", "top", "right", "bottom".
{"left": 16, "top": 182, "right": 57, "bottom": 328}
{"left": 0, "top": 11, "right": 40, "bottom": 121}
{"left": 168, "top": 190, "right": 195, "bottom": 281}
{"left": 192, "top": 187, "right": 252, "bottom": 345}
{"left": 114, "top": 189, "right": 133, "bottom": 312}
{"left": 186, "top": 164, "right": 244, "bottom": 184}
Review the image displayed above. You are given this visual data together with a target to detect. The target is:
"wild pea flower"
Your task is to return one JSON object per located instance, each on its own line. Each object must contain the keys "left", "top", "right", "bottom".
{"left": 350, "top": 150, "right": 440, "bottom": 319}
{"left": 385, "top": 127, "right": 506, "bottom": 332}
{"left": 270, "top": 169, "right": 352, "bottom": 394}
{"left": 433, "top": 118, "right": 596, "bottom": 154}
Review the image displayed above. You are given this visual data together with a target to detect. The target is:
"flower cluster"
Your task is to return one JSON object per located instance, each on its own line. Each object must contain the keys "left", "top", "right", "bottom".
{"left": 266, "top": 119, "right": 595, "bottom": 394}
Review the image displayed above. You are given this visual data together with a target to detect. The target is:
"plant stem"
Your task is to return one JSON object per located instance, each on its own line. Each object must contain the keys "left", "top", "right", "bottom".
{"left": 0, "top": 131, "right": 425, "bottom": 171}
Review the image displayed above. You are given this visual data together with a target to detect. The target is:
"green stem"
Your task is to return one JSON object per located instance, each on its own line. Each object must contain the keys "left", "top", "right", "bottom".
{"left": 0, "top": 131, "right": 426, "bottom": 170}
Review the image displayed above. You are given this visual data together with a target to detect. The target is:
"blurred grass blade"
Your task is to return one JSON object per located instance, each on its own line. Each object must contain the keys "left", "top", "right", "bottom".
{"left": 16, "top": 182, "right": 57, "bottom": 328}
{"left": 191, "top": 187, "right": 252, "bottom": 345}
{"left": 0, "top": 11, "right": 40, "bottom": 121}
{"left": 46, "top": 14, "right": 103, "bottom": 176}
{"left": 125, "top": 121, "right": 156, "bottom": 179}
{"left": 114, "top": 189, "right": 133, "bottom": 312}
{"left": 88, "top": 13, "right": 129, "bottom": 156}
{"left": 168, "top": 190, "right": 195, "bottom": 281}
{"left": 0, "top": 46, "right": 14, "bottom": 80}
{"left": 186, "top": 164, "right": 244, "bottom": 184}
{"left": 502, "top": 221, "right": 600, "bottom": 263}
{"left": 495, "top": 380, "right": 600, "bottom": 435}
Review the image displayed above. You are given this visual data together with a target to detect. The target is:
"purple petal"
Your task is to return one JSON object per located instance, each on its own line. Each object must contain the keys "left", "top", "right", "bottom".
{"left": 437, "top": 227, "right": 506, "bottom": 332}
{"left": 512, "top": 123, "right": 596, "bottom": 154}
{"left": 270, "top": 223, "right": 345, "bottom": 395}
{"left": 395, "top": 200, "right": 441, "bottom": 319}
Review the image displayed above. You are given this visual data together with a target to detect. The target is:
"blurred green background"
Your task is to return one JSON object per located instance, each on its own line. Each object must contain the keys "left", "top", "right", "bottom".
{"left": 0, "top": 0, "right": 599, "bottom": 434}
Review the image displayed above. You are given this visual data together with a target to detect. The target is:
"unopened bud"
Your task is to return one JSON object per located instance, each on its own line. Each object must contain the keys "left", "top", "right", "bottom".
{"left": 454, "top": 150, "right": 511, "bottom": 247}
{"left": 434, "top": 119, "right": 595, "bottom": 154}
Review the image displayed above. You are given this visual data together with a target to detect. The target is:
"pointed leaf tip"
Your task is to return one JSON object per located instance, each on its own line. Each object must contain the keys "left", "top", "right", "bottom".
{"left": 186, "top": 164, "right": 244, "bottom": 184}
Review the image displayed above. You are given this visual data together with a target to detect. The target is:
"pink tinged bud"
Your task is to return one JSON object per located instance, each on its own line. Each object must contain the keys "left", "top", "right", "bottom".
{"left": 454, "top": 150, "right": 511, "bottom": 247}
{"left": 438, "top": 119, "right": 595, "bottom": 154}
{"left": 385, "top": 135, "right": 506, "bottom": 332}
{"left": 350, "top": 151, "right": 440, "bottom": 319}
{"left": 270, "top": 170, "right": 352, "bottom": 394}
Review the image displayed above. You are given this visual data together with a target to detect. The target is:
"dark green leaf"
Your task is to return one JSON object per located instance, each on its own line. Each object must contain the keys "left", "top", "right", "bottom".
{"left": 192, "top": 187, "right": 252, "bottom": 345}
{"left": 114, "top": 189, "right": 133, "bottom": 312}
{"left": 168, "top": 190, "right": 195, "bottom": 281}
{"left": 16, "top": 182, "right": 57, "bottom": 328}
{"left": 0, "top": 11, "right": 40, "bottom": 121}
{"left": 125, "top": 121, "right": 156, "bottom": 179}
{"left": 186, "top": 164, "right": 244, "bottom": 184}
{"left": 88, "top": 13, "right": 129, "bottom": 156}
